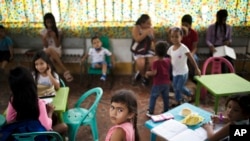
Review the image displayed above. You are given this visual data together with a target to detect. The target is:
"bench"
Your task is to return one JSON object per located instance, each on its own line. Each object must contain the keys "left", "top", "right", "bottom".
{"left": 11, "top": 35, "right": 85, "bottom": 67}
{"left": 196, "top": 36, "right": 250, "bottom": 74}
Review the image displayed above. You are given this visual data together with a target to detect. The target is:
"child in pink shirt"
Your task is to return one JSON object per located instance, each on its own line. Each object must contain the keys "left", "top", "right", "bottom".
{"left": 105, "top": 89, "right": 140, "bottom": 141}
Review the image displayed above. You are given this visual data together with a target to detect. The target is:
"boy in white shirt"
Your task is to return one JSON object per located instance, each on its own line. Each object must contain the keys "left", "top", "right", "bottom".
{"left": 81, "top": 36, "right": 115, "bottom": 81}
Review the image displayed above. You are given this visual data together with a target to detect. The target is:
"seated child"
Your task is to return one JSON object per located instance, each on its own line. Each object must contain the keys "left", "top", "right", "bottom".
{"left": 0, "top": 25, "right": 13, "bottom": 74}
{"left": 81, "top": 36, "right": 115, "bottom": 81}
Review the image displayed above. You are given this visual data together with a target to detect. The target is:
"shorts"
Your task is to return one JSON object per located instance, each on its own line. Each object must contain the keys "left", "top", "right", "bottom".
{"left": 43, "top": 45, "right": 62, "bottom": 57}
{"left": 91, "top": 61, "right": 107, "bottom": 68}
{"left": 133, "top": 50, "right": 155, "bottom": 60}
{"left": 0, "top": 51, "right": 10, "bottom": 62}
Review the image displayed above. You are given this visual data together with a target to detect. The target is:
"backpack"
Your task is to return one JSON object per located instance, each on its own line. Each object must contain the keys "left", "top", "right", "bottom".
{"left": 0, "top": 120, "right": 48, "bottom": 141}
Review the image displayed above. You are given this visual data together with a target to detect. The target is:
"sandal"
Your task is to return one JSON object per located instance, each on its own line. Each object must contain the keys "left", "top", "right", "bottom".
{"left": 63, "top": 71, "right": 74, "bottom": 82}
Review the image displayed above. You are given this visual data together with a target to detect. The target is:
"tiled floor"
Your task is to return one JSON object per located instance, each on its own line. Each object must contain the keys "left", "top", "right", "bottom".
{"left": 0, "top": 73, "right": 247, "bottom": 141}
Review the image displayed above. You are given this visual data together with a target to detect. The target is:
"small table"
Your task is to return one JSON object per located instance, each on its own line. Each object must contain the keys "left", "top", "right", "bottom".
{"left": 194, "top": 73, "right": 250, "bottom": 114}
{"left": 144, "top": 103, "right": 212, "bottom": 141}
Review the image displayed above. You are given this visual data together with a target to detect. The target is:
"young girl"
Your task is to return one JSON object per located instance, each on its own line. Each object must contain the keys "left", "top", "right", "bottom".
{"left": 40, "top": 12, "right": 73, "bottom": 82}
{"left": 203, "top": 94, "right": 250, "bottom": 141}
{"left": 105, "top": 89, "right": 140, "bottom": 141}
{"left": 6, "top": 66, "right": 67, "bottom": 135}
{"left": 31, "top": 50, "right": 67, "bottom": 134}
{"left": 167, "top": 27, "right": 201, "bottom": 106}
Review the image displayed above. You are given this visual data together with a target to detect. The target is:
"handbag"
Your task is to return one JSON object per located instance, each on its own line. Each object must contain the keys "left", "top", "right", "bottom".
{"left": 130, "top": 35, "right": 152, "bottom": 55}
{"left": 37, "top": 84, "right": 56, "bottom": 98}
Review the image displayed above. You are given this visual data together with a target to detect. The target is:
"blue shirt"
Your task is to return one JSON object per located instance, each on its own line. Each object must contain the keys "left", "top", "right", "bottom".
{"left": 0, "top": 36, "right": 13, "bottom": 51}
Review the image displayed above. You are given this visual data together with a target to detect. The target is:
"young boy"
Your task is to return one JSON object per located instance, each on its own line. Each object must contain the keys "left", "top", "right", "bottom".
{"left": 0, "top": 25, "right": 14, "bottom": 73}
{"left": 145, "top": 41, "right": 171, "bottom": 117}
{"left": 181, "top": 14, "right": 199, "bottom": 81}
{"left": 81, "top": 36, "right": 115, "bottom": 81}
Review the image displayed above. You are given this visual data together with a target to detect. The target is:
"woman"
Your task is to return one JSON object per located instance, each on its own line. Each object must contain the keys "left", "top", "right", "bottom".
{"left": 131, "top": 14, "right": 155, "bottom": 86}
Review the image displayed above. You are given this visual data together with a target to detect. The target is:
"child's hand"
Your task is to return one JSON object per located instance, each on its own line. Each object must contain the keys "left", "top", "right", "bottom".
{"left": 202, "top": 122, "right": 213, "bottom": 130}
{"left": 195, "top": 68, "right": 201, "bottom": 76}
{"left": 211, "top": 115, "right": 222, "bottom": 124}
{"left": 46, "top": 103, "right": 55, "bottom": 118}
{"left": 46, "top": 66, "right": 52, "bottom": 75}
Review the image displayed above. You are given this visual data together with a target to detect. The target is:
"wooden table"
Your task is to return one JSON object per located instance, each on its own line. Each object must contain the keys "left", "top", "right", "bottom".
{"left": 194, "top": 73, "right": 250, "bottom": 114}
{"left": 144, "top": 103, "right": 212, "bottom": 141}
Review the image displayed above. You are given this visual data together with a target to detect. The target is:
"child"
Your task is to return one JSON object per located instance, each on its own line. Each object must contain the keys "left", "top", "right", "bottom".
{"left": 81, "top": 36, "right": 115, "bottom": 81}
{"left": 105, "top": 89, "right": 140, "bottom": 141}
{"left": 31, "top": 50, "right": 60, "bottom": 92}
{"left": 0, "top": 25, "right": 13, "bottom": 73}
{"left": 6, "top": 66, "right": 67, "bottom": 135}
{"left": 167, "top": 27, "right": 201, "bottom": 106}
{"left": 181, "top": 14, "right": 199, "bottom": 81}
{"left": 145, "top": 41, "right": 171, "bottom": 117}
{"left": 202, "top": 94, "right": 250, "bottom": 141}
{"left": 31, "top": 50, "right": 67, "bottom": 134}
{"left": 40, "top": 12, "right": 73, "bottom": 82}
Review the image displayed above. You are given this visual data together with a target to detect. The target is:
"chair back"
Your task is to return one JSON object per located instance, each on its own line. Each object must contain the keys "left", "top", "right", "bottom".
{"left": 59, "top": 78, "right": 66, "bottom": 87}
{"left": 12, "top": 131, "right": 64, "bottom": 141}
{"left": 75, "top": 87, "right": 103, "bottom": 117}
{"left": 100, "top": 36, "right": 111, "bottom": 63}
{"left": 202, "top": 57, "right": 235, "bottom": 74}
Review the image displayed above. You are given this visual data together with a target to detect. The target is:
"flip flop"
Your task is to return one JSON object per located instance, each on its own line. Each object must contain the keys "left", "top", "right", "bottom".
{"left": 64, "top": 71, "right": 74, "bottom": 82}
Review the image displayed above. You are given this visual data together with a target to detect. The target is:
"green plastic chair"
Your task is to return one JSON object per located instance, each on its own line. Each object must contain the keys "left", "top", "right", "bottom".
{"left": 12, "top": 131, "right": 64, "bottom": 141}
{"left": 63, "top": 87, "right": 103, "bottom": 141}
{"left": 85, "top": 36, "right": 114, "bottom": 89}
{"left": 0, "top": 114, "right": 6, "bottom": 127}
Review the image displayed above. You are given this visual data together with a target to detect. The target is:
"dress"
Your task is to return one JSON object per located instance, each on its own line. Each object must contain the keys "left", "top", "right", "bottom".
{"left": 6, "top": 99, "right": 53, "bottom": 130}
{"left": 149, "top": 58, "right": 171, "bottom": 113}
{"left": 0, "top": 36, "right": 13, "bottom": 62}
{"left": 105, "top": 122, "right": 135, "bottom": 141}
{"left": 40, "top": 28, "right": 62, "bottom": 56}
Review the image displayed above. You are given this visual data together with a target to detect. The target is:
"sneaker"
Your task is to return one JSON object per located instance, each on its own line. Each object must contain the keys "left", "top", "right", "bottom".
{"left": 146, "top": 110, "right": 153, "bottom": 118}
{"left": 141, "top": 77, "right": 149, "bottom": 86}
{"left": 134, "top": 71, "right": 141, "bottom": 81}
{"left": 100, "top": 75, "right": 106, "bottom": 81}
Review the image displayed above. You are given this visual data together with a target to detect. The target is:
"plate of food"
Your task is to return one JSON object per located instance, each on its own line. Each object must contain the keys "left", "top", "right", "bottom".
{"left": 179, "top": 108, "right": 193, "bottom": 117}
{"left": 181, "top": 113, "right": 204, "bottom": 126}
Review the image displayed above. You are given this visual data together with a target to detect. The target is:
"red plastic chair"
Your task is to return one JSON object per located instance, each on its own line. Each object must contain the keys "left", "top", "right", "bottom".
{"left": 201, "top": 57, "right": 235, "bottom": 98}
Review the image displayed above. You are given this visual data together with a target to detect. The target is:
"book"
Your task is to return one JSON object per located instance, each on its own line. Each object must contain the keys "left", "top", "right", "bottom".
{"left": 213, "top": 45, "right": 236, "bottom": 60}
{"left": 151, "top": 119, "right": 224, "bottom": 141}
{"left": 151, "top": 119, "right": 206, "bottom": 141}
{"left": 151, "top": 113, "right": 174, "bottom": 122}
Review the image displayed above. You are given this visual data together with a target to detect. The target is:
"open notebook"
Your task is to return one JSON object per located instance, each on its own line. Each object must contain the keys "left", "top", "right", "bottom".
{"left": 151, "top": 119, "right": 223, "bottom": 141}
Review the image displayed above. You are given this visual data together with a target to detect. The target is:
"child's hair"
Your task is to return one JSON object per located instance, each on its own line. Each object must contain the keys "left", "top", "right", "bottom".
{"left": 0, "top": 25, "right": 4, "bottom": 29}
{"left": 8, "top": 66, "right": 39, "bottom": 121}
{"left": 135, "top": 14, "right": 150, "bottom": 25}
{"left": 43, "top": 12, "right": 59, "bottom": 38}
{"left": 169, "top": 27, "right": 184, "bottom": 37}
{"left": 215, "top": 9, "right": 228, "bottom": 39}
{"left": 91, "top": 36, "right": 99, "bottom": 43}
{"left": 31, "top": 50, "right": 57, "bottom": 83}
{"left": 181, "top": 14, "right": 192, "bottom": 25}
{"left": 111, "top": 89, "right": 140, "bottom": 141}
{"left": 155, "top": 41, "right": 169, "bottom": 57}
{"left": 225, "top": 94, "right": 250, "bottom": 117}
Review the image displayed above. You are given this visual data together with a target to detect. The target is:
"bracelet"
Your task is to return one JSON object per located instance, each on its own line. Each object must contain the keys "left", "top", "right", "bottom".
{"left": 219, "top": 113, "right": 223, "bottom": 123}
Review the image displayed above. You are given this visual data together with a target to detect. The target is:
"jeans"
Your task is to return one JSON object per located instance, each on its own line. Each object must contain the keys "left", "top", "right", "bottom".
{"left": 149, "top": 84, "right": 169, "bottom": 114}
{"left": 172, "top": 73, "right": 191, "bottom": 102}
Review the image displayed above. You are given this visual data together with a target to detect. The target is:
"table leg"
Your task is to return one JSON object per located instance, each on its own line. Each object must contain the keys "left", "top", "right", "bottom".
{"left": 195, "top": 82, "right": 201, "bottom": 106}
{"left": 214, "top": 96, "right": 219, "bottom": 114}
{"left": 150, "top": 133, "right": 156, "bottom": 141}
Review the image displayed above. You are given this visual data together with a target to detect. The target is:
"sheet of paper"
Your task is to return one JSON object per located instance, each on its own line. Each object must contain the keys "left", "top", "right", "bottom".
{"left": 151, "top": 119, "right": 187, "bottom": 140}
{"left": 169, "top": 128, "right": 205, "bottom": 141}
{"left": 213, "top": 46, "right": 236, "bottom": 59}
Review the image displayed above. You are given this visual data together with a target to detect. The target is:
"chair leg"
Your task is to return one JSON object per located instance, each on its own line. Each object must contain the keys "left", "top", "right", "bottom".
{"left": 67, "top": 124, "right": 81, "bottom": 141}
{"left": 89, "top": 118, "right": 99, "bottom": 141}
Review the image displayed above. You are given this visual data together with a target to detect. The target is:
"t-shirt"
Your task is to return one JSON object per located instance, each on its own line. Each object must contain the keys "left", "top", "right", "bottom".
{"left": 6, "top": 99, "right": 53, "bottom": 130}
{"left": 88, "top": 47, "right": 112, "bottom": 63}
{"left": 167, "top": 43, "right": 190, "bottom": 76}
{"left": 152, "top": 58, "right": 171, "bottom": 85}
{"left": 181, "top": 28, "right": 198, "bottom": 52}
{"left": 0, "top": 36, "right": 13, "bottom": 51}
{"left": 105, "top": 122, "right": 135, "bottom": 141}
{"left": 34, "top": 73, "right": 59, "bottom": 86}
